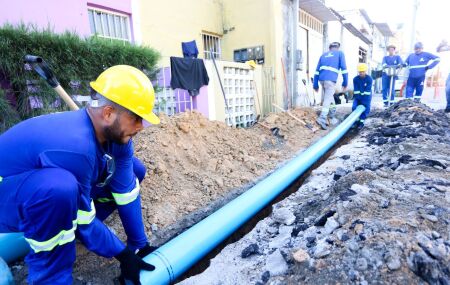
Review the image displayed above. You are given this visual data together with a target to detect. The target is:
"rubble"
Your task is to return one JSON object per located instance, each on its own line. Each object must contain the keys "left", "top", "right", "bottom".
{"left": 180, "top": 101, "right": 450, "bottom": 285}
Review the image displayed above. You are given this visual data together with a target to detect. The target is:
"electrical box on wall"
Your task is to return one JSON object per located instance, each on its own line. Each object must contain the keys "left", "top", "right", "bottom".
{"left": 234, "top": 45, "right": 264, "bottom": 64}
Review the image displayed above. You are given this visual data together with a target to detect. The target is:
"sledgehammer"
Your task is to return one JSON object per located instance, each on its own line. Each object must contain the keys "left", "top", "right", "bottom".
{"left": 23, "top": 55, "right": 79, "bottom": 111}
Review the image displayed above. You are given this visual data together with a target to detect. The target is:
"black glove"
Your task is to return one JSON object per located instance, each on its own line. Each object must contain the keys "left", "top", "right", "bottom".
{"left": 425, "top": 66, "right": 429, "bottom": 70}
{"left": 136, "top": 243, "right": 158, "bottom": 258}
{"left": 115, "top": 247, "right": 155, "bottom": 285}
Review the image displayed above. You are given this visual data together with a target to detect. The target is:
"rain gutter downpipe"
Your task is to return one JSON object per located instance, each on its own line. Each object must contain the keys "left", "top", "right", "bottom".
{"left": 0, "top": 106, "right": 365, "bottom": 284}
{"left": 138, "top": 105, "right": 365, "bottom": 284}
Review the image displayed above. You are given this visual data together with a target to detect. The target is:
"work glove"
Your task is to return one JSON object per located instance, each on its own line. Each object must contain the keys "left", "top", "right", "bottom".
{"left": 136, "top": 243, "right": 158, "bottom": 258}
{"left": 424, "top": 66, "right": 429, "bottom": 71}
{"left": 115, "top": 247, "right": 155, "bottom": 285}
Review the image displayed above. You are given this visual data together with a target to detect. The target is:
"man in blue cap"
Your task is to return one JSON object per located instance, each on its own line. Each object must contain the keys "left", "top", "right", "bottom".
{"left": 404, "top": 42, "right": 440, "bottom": 102}
{"left": 381, "top": 45, "right": 403, "bottom": 107}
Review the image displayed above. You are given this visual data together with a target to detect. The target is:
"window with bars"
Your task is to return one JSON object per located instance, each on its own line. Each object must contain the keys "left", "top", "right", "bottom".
{"left": 202, "top": 33, "right": 221, "bottom": 59}
{"left": 88, "top": 8, "right": 131, "bottom": 42}
{"left": 359, "top": 47, "right": 367, "bottom": 63}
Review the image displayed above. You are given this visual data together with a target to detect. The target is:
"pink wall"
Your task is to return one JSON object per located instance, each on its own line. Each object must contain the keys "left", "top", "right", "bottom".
{"left": 0, "top": 0, "right": 131, "bottom": 37}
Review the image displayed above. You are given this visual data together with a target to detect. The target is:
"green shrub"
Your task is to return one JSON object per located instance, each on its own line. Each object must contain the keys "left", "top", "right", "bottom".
{"left": 0, "top": 23, "right": 160, "bottom": 133}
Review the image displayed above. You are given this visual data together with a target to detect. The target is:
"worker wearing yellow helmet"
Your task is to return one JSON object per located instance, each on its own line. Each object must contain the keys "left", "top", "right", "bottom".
{"left": 352, "top": 63, "right": 373, "bottom": 129}
{"left": 0, "top": 65, "right": 158, "bottom": 284}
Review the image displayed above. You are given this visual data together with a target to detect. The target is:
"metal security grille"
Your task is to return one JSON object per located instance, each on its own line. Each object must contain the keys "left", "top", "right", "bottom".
{"left": 202, "top": 33, "right": 221, "bottom": 60}
{"left": 88, "top": 8, "right": 131, "bottom": 42}
{"left": 299, "top": 10, "right": 323, "bottom": 34}
{"left": 359, "top": 47, "right": 367, "bottom": 63}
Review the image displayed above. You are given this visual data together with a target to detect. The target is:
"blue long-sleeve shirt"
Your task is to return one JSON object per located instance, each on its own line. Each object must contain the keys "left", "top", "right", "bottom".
{"left": 405, "top": 52, "right": 440, "bottom": 78}
{"left": 0, "top": 109, "right": 147, "bottom": 257}
{"left": 353, "top": 75, "right": 373, "bottom": 96}
{"left": 313, "top": 50, "right": 348, "bottom": 89}
{"left": 382, "top": 55, "right": 403, "bottom": 77}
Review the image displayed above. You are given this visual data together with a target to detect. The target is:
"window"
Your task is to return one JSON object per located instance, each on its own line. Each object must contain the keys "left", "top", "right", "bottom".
{"left": 88, "top": 8, "right": 131, "bottom": 42}
{"left": 202, "top": 33, "right": 221, "bottom": 59}
{"left": 359, "top": 47, "right": 367, "bottom": 63}
{"left": 299, "top": 10, "right": 323, "bottom": 34}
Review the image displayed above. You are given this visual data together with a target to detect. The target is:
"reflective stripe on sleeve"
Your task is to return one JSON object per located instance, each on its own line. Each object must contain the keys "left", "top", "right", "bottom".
{"left": 319, "top": 66, "right": 340, "bottom": 73}
{"left": 354, "top": 91, "right": 361, "bottom": 94}
{"left": 409, "top": 64, "right": 427, "bottom": 69}
{"left": 362, "top": 92, "right": 371, "bottom": 95}
{"left": 77, "top": 200, "right": 96, "bottom": 225}
{"left": 112, "top": 178, "right": 140, "bottom": 206}
{"left": 315, "top": 71, "right": 320, "bottom": 75}
{"left": 25, "top": 220, "right": 77, "bottom": 253}
{"left": 97, "top": 197, "right": 115, "bottom": 203}
{"left": 341, "top": 70, "right": 348, "bottom": 74}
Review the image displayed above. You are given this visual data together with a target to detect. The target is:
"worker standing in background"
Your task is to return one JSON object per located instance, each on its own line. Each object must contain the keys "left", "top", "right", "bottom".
{"left": 313, "top": 42, "right": 348, "bottom": 130}
{"left": 352, "top": 63, "right": 373, "bottom": 130}
{"left": 0, "top": 65, "right": 159, "bottom": 284}
{"left": 404, "top": 42, "right": 440, "bottom": 102}
{"left": 382, "top": 45, "right": 403, "bottom": 107}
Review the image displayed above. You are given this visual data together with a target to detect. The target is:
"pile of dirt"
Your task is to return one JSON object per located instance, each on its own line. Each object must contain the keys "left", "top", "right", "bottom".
{"left": 11, "top": 107, "right": 328, "bottom": 284}
{"left": 180, "top": 101, "right": 450, "bottom": 285}
{"left": 135, "top": 108, "right": 322, "bottom": 233}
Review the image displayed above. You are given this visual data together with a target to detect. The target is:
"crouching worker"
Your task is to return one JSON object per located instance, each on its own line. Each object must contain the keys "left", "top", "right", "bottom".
{"left": 352, "top": 63, "right": 373, "bottom": 129}
{"left": 0, "top": 65, "right": 159, "bottom": 284}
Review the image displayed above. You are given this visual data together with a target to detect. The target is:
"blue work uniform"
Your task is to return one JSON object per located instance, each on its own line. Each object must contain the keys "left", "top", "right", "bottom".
{"left": 404, "top": 52, "right": 440, "bottom": 99}
{"left": 382, "top": 55, "right": 403, "bottom": 104}
{"left": 352, "top": 75, "right": 373, "bottom": 124}
{"left": 313, "top": 50, "right": 348, "bottom": 90}
{"left": 0, "top": 109, "right": 148, "bottom": 284}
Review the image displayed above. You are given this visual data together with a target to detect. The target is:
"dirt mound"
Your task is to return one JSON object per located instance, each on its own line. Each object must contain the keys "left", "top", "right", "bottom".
{"left": 135, "top": 108, "right": 322, "bottom": 231}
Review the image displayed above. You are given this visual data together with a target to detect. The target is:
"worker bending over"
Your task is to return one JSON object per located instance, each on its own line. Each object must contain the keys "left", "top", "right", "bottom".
{"left": 352, "top": 63, "right": 373, "bottom": 130}
{"left": 404, "top": 42, "right": 440, "bottom": 102}
{"left": 0, "top": 65, "right": 159, "bottom": 284}
{"left": 313, "top": 42, "right": 348, "bottom": 130}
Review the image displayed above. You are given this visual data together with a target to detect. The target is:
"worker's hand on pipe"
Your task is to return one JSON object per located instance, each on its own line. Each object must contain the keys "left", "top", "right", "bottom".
{"left": 116, "top": 247, "right": 155, "bottom": 285}
{"left": 136, "top": 243, "right": 158, "bottom": 258}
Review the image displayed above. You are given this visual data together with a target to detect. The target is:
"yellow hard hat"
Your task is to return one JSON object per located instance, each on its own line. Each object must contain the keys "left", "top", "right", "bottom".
{"left": 90, "top": 65, "right": 160, "bottom": 125}
{"left": 357, "top": 63, "right": 368, "bottom": 72}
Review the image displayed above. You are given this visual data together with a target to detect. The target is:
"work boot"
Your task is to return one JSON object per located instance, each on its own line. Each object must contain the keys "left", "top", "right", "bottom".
{"left": 413, "top": 98, "right": 420, "bottom": 103}
{"left": 328, "top": 108, "right": 339, "bottom": 126}
{"left": 445, "top": 107, "right": 450, "bottom": 113}
{"left": 316, "top": 113, "right": 328, "bottom": 130}
{"left": 356, "top": 121, "right": 365, "bottom": 130}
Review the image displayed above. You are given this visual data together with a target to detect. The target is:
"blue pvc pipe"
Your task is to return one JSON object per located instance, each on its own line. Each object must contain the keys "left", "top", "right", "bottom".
{"left": 139, "top": 106, "right": 365, "bottom": 284}
{"left": 0, "top": 233, "right": 29, "bottom": 263}
{"left": 0, "top": 106, "right": 364, "bottom": 284}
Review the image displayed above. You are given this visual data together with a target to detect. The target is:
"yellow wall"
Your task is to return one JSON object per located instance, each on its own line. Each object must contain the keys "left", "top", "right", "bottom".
{"left": 139, "top": 0, "right": 223, "bottom": 66}
{"left": 139, "top": 0, "right": 287, "bottom": 112}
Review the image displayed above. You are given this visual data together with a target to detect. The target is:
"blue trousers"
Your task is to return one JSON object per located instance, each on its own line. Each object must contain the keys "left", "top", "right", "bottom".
{"left": 406, "top": 76, "right": 425, "bottom": 99}
{"left": 352, "top": 95, "right": 371, "bottom": 121}
{"left": 0, "top": 157, "right": 146, "bottom": 284}
{"left": 382, "top": 74, "right": 396, "bottom": 103}
{"left": 446, "top": 74, "right": 450, "bottom": 109}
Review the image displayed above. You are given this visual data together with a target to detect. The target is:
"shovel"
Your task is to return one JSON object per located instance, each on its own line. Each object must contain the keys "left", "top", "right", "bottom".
{"left": 272, "top": 103, "right": 318, "bottom": 132}
{"left": 23, "top": 55, "right": 79, "bottom": 111}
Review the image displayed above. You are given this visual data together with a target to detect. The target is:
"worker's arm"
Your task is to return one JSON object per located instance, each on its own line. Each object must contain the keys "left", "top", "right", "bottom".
{"left": 364, "top": 76, "right": 373, "bottom": 96}
{"left": 38, "top": 150, "right": 126, "bottom": 257}
{"left": 353, "top": 77, "right": 360, "bottom": 95}
{"left": 109, "top": 142, "right": 148, "bottom": 251}
{"left": 426, "top": 52, "right": 440, "bottom": 70}
{"left": 403, "top": 55, "right": 410, "bottom": 67}
{"left": 339, "top": 52, "right": 348, "bottom": 88}
{"left": 382, "top": 56, "right": 387, "bottom": 68}
{"left": 313, "top": 57, "right": 321, "bottom": 90}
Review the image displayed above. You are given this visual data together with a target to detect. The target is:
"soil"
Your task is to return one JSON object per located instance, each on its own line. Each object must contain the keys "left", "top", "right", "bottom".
{"left": 11, "top": 108, "right": 329, "bottom": 284}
